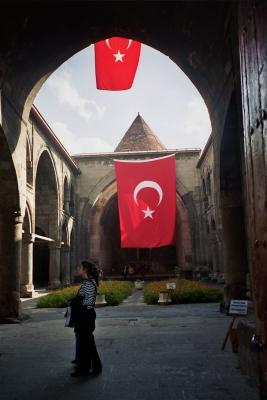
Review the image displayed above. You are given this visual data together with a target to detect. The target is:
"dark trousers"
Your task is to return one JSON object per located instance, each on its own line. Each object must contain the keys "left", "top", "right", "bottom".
{"left": 74, "top": 308, "right": 102, "bottom": 372}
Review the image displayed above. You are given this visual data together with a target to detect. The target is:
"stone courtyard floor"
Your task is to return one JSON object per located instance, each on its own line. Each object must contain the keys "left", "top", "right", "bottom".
{"left": 0, "top": 290, "right": 260, "bottom": 400}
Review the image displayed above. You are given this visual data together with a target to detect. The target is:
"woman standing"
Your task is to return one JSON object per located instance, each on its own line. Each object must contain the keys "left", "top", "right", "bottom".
{"left": 70, "top": 260, "right": 102, "bottom": 377}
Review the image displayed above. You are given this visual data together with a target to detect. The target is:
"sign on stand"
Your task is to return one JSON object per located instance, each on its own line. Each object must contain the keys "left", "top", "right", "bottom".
{"left": 229, "top": 300, "right": 248, "bottom": 316}
{"left": 166, "top": 283, "right": 176, "bottom": 290}
{"left": 221, "top": 299, "right": 248, "bottom": 351}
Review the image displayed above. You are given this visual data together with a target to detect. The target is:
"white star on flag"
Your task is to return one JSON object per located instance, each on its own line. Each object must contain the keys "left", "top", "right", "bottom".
{"left": 142, "top": 206, "right": 155, "bottom": 219}
{"left": 113, "top": 50, "right": 125, "bottom": 62}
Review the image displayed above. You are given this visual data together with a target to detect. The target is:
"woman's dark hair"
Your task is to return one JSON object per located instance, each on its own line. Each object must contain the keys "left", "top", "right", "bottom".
{"left": 81, "top": 260, "right": 99, "bottom": 286}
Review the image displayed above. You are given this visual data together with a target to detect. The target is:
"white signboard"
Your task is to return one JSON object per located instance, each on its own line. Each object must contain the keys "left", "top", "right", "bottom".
{"left": 166, "top": 283, "right": 176, "bottom": 290}
{"left": 229, "top": 300, "right": 248, "bottom": 316}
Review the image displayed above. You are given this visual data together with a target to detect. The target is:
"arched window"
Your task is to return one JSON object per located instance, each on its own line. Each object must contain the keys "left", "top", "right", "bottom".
{"left": 207, "top": 171, "right": 212, "bottom": 196}
{"left": 63, "top": 177, "right": 69, "bottom": 213}
{"left": 26, "top": 137, "right": 33, "bottom": 186}
{"left": 202, "top": 176, "right": 209, "bottom": 209}
{"left": 69, "top": 184, "right": 75, "bottom": 216}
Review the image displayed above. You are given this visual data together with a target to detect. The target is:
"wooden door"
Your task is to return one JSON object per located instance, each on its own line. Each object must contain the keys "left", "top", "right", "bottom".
{"left": 239, "top": 0, "right": 267, "bottom": 388}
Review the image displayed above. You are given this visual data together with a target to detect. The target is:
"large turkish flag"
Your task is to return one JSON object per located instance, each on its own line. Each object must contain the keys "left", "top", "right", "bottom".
{"left": 94, "top": 37, "right": 141, "bottom": 90}
{"left": 114, "top": 155, "right": 177, "bottom": 248}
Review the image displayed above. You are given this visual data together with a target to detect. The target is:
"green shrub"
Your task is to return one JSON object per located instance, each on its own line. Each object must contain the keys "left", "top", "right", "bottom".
{"left": 36, "top": 281, "right": 132, "bottom": 308}
{"left": 144, "top": 279, "right": 223, "bottom": 305}
{"left": 97, "top": 280, "right": 132, "bottom": 306}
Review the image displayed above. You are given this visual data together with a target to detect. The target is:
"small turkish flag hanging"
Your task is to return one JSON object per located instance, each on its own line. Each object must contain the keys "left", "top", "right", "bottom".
{"left": 114, "top": 154, "right": 177, "bottom": 248}
{"left": 94, "top": 37, "right": 141, "bottom": 90}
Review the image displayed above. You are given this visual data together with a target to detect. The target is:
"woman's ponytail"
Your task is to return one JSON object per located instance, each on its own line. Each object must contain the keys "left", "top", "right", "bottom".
{"left": 81, "top": 260, "right": 99, "bottom": 286}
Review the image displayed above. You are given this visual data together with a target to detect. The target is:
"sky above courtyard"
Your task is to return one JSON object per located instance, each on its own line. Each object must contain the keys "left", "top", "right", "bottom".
{"left": 34, "top": 43, "right": 211, "bottom": 155}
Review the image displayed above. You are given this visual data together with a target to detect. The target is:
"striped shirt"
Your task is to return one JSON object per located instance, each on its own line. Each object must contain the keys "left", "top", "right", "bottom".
{"left": 78, "top": 279, "right": 97, "bottom": 309}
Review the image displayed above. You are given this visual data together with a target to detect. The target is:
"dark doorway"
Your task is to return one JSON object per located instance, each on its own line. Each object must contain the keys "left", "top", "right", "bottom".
{"left": 33, "top": 227, "right": 50, "bottom": 288}
{"left": 100, "top": 194, "right": 177, "bottom": 277}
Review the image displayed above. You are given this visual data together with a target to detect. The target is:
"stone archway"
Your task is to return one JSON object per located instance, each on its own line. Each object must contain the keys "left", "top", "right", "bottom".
{"left": 33, "top": 227, "right": 50, "bottom": 289}
{"left": 0, "top": 1, "right": 238, "bottom": 318}
{"left": 86, "top": 180, "right": 192, "bottom": 277}
{"left": 34, "top": 149, "right": 60, "bottom": 288}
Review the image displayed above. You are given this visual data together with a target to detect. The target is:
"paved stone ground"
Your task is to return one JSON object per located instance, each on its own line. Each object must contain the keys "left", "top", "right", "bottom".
{"left": 0, "top": 290, "right": 260, "bottom": 400}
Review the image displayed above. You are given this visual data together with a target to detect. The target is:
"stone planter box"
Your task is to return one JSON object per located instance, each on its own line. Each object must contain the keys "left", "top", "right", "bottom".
{"left": 158, "top": 292, "right": 171, "bottom": 305}
{"left": 95, "top": 294, "right": 107, "bottom": 307}
{"left": 134, "top": 280, "right": 144, "bottom": 289}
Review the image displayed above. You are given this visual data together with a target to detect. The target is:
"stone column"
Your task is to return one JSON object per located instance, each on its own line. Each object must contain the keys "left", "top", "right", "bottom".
{"left": 61, "top": 246, "right": 70, "bottom": 286}
{"left": 0, "top": 211, "right": 23, "bottom": 321}
{"left": 49, "top": 241, "right": 61, "bottom": 289}
{"left": 20, "top": 233, "right": 35, "bottom": 298}
{"left": 11, "top": 211, "right": 23, "bottom": 320}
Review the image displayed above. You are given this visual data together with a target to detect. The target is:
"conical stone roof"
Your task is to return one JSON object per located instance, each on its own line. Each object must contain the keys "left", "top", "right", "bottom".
{"left": 114, "top": 114, "right": 166, "bottom": 152}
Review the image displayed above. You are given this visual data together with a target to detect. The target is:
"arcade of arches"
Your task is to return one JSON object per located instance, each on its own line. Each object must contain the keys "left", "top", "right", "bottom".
{"left": 0, "top": 0, "right": 267, "bottom": 392}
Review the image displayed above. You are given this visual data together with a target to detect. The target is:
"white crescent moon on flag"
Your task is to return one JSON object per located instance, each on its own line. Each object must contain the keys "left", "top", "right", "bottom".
{"left": 133, "top": 181, "right": 163, "bottom": 207}
{"left": 106, "top": 39, "right": 112, "bottom": 49}
{"left": 105, "top": 38, "right": 132, "bottom": 50}
{"left": 126, "top": 39, "right": 132, "bottom": 49}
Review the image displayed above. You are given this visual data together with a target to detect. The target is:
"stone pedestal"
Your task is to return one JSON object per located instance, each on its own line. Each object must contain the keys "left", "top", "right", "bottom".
{"left": 20, "top": 233, "right": 35, "bottom": 298}
{"left": 158, "top": 292, "right": 171, "bottom": 305}
{"left": 95, "top": 294, "right": 107, "bottom": 307}
{"left": 134, "top": 280, "right": 144, "bottom": 289}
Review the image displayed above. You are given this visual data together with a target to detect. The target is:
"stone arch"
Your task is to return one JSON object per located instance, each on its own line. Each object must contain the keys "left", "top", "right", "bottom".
{"left": 0, "top": 2, "right": 240, "bottom": 318}
{"left": 84, "top": 179, "right": 193, "bottom": 276}
{"left": 34, "top": 149, "right": 59, "bottom": 239}
{"left": 34, "top": 149, "right": 60, "bottom": 288}
{"left": 34, "top": 146, "right": 60, "bottom": 197}
{"left": 87, "top": 181, "right": 117, "bottom": 263}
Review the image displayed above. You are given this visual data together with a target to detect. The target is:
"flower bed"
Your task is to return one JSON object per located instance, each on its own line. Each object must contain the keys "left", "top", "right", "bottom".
{"left": 144, "top": 279, "right": 223, "bottom": 305}
{"left": 36, "top": 280, "right": 132, "bottom": 308}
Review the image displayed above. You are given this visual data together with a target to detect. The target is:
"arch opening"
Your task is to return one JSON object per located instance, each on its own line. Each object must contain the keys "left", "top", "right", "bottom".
{"left": 87, "top": 186, "right": 192, "bottom": 279}
{"left": 34, "top": 150, "right": 59, "bottom": 288}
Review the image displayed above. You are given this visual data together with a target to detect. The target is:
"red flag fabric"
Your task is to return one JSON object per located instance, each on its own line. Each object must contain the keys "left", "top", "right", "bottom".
{"left": 94, "top": 37, "right": 141, "bottom": 90}
{"left": 114, "top": 154, "right": 177, "bottom": 248}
